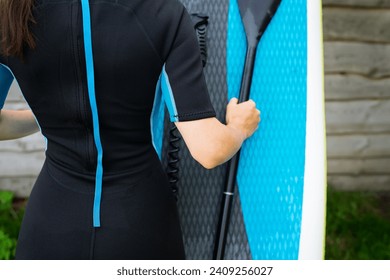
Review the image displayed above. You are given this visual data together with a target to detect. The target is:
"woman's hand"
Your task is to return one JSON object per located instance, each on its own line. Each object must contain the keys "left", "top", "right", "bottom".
{"left": 0, "top": 109, "right": 40, "bottom": 140}
{"left": 226, "top": 98, "right": 261, "bottom": 141}
{"left": 175, "top": 98, "right": 261, "bottom": 169}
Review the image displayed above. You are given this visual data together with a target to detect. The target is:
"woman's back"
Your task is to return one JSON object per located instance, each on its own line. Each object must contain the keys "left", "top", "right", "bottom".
{"left": 0, "top": 0, "right": 259, "bottom": 259}
{"left": 0, "top": 0, "right": 216, "bottom": 259}
{"left": 1, "top": 0, "right": 214, "bottom": 174}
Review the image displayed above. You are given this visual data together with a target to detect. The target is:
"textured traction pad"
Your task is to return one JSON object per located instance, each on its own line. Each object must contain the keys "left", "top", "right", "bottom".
{"left": 227, "top": 0, "right": 307, "bottom": 260}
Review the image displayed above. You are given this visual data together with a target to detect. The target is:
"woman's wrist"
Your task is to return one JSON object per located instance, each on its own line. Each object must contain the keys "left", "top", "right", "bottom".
{"left": 226, "top": 122, "right": 246, "bottom": 146}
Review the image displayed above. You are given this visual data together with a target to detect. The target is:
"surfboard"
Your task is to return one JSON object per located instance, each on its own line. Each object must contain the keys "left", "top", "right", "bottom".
{"left": 152, "top": 0, "right": 327, "bottom": 260}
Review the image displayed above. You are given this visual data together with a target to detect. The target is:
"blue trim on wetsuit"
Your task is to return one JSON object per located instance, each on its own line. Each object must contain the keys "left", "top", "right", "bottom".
{"left": 150, "top": 76, "right": 165, "bottom": 159}
{"left": 161, "top": 65, "right": 179, "bottom": 122}
{"left": 81, "top": 0, "right": 104, "bottom": 228}
{"left": 0, "top": 63, "right": 14, "bottom": 109}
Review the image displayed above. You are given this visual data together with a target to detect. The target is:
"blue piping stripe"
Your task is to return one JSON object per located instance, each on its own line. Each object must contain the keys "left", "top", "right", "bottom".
{"left": 150, "top": 76, "right": 165, "bottom": 159}
{"left": 150, "top": 88, "right": 158, "bottom": 154}
{"left": 0, "top": 63, "right": 14, "bottom": 109}
{"left": 81, "top": 0, "right": 104, "bottom": 228}
{"left": 161, "top": 65, "right": 179, "bottom": 122}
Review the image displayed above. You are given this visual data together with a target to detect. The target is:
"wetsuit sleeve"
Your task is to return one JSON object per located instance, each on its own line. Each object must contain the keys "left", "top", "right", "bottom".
{"left": 160, "top": 7, "right": 216, "bottom": 122}
{"left": 0, "top": 63, "right": 14, "bottom": 109}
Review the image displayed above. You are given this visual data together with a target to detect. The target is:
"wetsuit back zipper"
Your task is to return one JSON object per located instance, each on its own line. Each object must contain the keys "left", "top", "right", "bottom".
{"left": 73, "top": 4, "right": 95, "bottom": 172}
{"left": 77, "top": 37, "right": 96, "bottom": 171}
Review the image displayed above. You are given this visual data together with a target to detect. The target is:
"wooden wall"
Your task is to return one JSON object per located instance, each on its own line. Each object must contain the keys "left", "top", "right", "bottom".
{"left": 0, "top": 83, "right": 46, "bottom": 197}
{"left": 323, "top": 0, "right": 390, "bottom": 190}
{"left": 1, "top": 0, "right": 390, "bottom": 196}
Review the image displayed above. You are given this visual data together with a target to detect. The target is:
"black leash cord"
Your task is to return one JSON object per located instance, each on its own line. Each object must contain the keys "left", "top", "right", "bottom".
{"left": 167, "top": 124, "right": 180, "bottom": 201}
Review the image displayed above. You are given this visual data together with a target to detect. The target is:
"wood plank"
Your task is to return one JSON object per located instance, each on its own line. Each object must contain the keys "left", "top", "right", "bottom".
{"left": 328, "top": 158, "right": 390, "bottom": 174}
{"left": 0, "top": 133, "right": 46, "bottom": 152}
{"left": 0, "top": 152, "right": 45, "bottom": 177}
{"left": 0, "top": 177, "right": 36, "bottom": 198}
{"left": 325, "top": 74, "right": 390, "bottom": 100}
{"left": 327, "top": 134, "right": 390, "bottom": 158}
{"left": 323, "top": 8, "right": 390, "bottom": 42}
{"left": 324, "top": 42, "right": 390, "bottom": 79}
{"left": 328, "top": 175, "right": 390, "bottom": 191}
{"left": 323, "top": 0, "right": 390, "bottom": 8}
{"left": 326, "top": 100, "right": 390, "bottom": 133}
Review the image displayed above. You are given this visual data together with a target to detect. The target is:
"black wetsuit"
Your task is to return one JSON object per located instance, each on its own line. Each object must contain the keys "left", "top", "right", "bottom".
{"left": 0, "top": 0, "right": 215, "bottom": 259}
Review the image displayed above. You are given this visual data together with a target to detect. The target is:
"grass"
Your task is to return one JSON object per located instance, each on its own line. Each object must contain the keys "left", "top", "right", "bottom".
{"left": 0, "top": 189, "right": 389, "bottom": 259}
{"left": 325, "top": 189, "right": 390, "bottom": 260}
{"left": 0, "top": 191, "right": 25, "bottom": 260}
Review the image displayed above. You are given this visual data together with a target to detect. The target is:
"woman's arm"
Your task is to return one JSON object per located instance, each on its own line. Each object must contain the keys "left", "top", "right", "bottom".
{"left": 0, "top": 109, "right": 40, "bottom": 140}
{"left": 175, "top": 98, "right": 260, "bottom": 169}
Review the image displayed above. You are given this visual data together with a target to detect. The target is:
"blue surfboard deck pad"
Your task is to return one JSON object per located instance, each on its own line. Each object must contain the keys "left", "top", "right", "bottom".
{"left": 154, "top": 0, "right": 308, "bottom": 259}
{"left": 227, "top": 0, "right": 307, "bottom": 260}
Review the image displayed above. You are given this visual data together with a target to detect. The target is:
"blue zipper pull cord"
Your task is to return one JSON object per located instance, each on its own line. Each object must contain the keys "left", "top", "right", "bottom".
{"left": 80, "top": 0, "right": 104, "bottom": 228}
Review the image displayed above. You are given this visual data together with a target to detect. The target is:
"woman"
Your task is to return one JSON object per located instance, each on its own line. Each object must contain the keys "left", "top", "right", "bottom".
{"left": 0, "top": 0, "right": 260, "bottom": 259}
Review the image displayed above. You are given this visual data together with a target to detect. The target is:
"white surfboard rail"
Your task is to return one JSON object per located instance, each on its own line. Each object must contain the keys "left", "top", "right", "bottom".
{"left": 299, "top": 0, "right": 328, "bottom": 260}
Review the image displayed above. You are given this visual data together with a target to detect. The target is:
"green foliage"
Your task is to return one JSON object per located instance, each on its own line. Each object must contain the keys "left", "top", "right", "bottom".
{"left": 0, "top": 191, "right": 25, "bottom": 260}
{"left": 325, "top": 189, "right": 390, "bottom": 260}
{"left": 0, "top": 230, "right": 16, "bottom": 260}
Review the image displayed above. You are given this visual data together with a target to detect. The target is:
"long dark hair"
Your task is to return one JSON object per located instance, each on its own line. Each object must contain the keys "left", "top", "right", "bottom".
{"left": 0, "top": 0, "right": 36, "bottom": 59}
